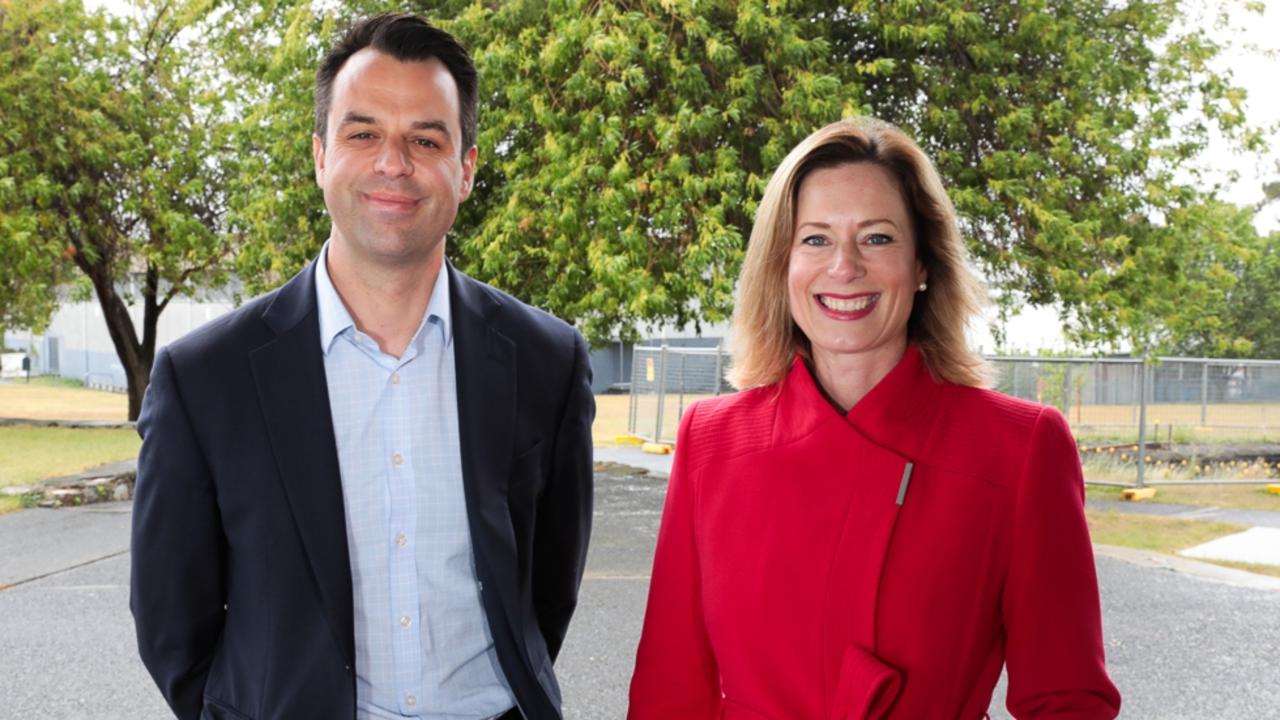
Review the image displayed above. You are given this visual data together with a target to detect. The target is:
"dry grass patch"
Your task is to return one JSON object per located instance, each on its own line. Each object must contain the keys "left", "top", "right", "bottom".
{"left": 596, "top": 392, "right": 719, "bottom": 446}
{"left": 1086, "top": 510, "right": 1245, "bottom": 555}
{"left": 0, "top": 380, "right": 127, "bottom": 421}
{"left": 1086, "top": 479, "right": 1280, "bottom": 512}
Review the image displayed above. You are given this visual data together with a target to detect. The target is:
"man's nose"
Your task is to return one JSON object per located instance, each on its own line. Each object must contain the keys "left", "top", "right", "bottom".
{"left": 373, "top": 140, "right": 413, "bottom": 177}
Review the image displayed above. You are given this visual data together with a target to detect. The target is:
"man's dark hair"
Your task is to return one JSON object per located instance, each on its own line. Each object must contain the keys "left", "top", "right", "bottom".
{"left": 314, "top": 14, "right": 477, "bottom": 156}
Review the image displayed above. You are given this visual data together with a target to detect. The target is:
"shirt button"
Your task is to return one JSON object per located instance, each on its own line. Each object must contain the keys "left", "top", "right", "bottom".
{"left": 391, "top": 372, "right": 400, "bottom": 385}
{"left": 405, "top": 694, "right": 416, "bottom": 707}
{"left": 392, "top": 452, "right": 403, "bottom": 466}
{"left": 395, "top": 532, "right": 407, "bottom": 547}
{"left": 400, "top": 614, "right": 411, "bottom": 627}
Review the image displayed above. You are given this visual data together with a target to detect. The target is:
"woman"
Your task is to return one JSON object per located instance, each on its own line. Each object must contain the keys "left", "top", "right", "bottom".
{"left": 628, "top": 119, "right": 1120, "bottom": 719}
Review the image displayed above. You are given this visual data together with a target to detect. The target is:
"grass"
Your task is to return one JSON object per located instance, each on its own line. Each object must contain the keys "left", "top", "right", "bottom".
{"left": 595, "top": 392, "right": 715, "bottom": 446}
{"left": 1060, "top": 401, "right": 1280, "bottom": 436}
{"left": 23, "top": 375, "right": 90, "bottom": 389}
{"left": 0, "top": 426, "right": 141, "bottom": 515}
{"left": 0, "top": 378, "right": 127, "bottom": 421}
{"left": 1086, "top": 510, "right": 1246, "bottom": 553}
{"left": 1085, "top": 510, "right": 1280, "bottom": 579}
{"left": 1087, "top": 482, "right": 1280, "bottom": 512}
{"left": 593, "top": 393, "right": 631, "bottom": 446}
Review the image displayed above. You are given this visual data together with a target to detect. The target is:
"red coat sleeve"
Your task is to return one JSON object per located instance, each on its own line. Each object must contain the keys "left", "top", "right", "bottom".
{"left": 628, "top": 403, "right": 722, "bottom": 718}
{"left": 1003, "top": 407, "right": 1121, "bottom": 718}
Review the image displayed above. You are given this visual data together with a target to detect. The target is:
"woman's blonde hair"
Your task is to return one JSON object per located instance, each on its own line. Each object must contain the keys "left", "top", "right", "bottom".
{"left": 728, "top": 117, "right": 992, "bottom": 389}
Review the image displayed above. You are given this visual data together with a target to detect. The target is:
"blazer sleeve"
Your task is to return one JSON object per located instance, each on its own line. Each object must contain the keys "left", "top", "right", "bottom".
{"left": 532, "top": 330, "right": 595, "bottom": 661}
{"left": 130, "top": 348, "right": 227, "bottom": 720}
{"left": 628, "top": 402, "right": 721, "bottom": 718}
{"left": 1003, "top": 407, "right": 1121, "bottom": 719}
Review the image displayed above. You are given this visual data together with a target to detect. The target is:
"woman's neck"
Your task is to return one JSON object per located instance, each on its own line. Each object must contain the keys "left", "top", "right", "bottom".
{"left": 807, "top": 340, "right": 908, "bottom": 413}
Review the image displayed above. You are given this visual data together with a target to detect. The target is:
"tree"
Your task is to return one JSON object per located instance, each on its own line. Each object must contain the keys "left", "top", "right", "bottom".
{"left": 209, "top": 0, "right": 1270, "bottom": 351}
{"left": 1222, "top": 230, "right": 1280, "bottom": 359}
{"left": 1169, "top": 208, "right": 1280, "bottom": 359}
{"left": 0, "top": 0, "right": 234, "bottom": 419}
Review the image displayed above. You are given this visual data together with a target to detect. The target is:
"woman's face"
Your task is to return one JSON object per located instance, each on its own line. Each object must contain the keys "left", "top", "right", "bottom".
{"left": 787, "top": 162, "right": 926, "bottom": 374}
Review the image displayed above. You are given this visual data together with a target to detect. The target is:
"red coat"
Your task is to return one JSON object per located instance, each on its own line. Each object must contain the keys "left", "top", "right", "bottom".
{"left": 629, "top": 346, "right": 1120, "bottom": 719}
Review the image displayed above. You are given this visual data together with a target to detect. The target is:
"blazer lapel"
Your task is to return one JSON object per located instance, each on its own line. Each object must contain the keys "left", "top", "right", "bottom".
{"left": 248, "top": 263, "right": 354, "bottom": 664}
{"left": 448, "top": 264, "right": 520, "bottom": 617}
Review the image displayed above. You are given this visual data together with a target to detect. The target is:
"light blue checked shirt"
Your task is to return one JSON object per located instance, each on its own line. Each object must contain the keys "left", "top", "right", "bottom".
{"left": 315, "top": 246, "right": 516, "bottom": 720}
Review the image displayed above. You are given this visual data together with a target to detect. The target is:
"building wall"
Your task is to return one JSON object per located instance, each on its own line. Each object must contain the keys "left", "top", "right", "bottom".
{"left": 4, "top": 293, "right": 236, "bottom": 391}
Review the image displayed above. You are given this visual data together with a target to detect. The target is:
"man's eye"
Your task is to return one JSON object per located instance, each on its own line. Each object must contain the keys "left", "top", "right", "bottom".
{"left": 350, "top": 132, "right": 375, "bottom": 140}
{"left": 415, "top": 138, "right": 438, "bottom": 148}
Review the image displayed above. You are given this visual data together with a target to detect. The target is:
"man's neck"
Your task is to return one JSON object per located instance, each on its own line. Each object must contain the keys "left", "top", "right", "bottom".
{"left": 325, "top": 239, "right": 443, "bottom": 359}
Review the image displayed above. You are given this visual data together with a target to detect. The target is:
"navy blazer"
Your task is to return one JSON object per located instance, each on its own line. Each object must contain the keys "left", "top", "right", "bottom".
{"left": 130, "top": 261, "right": 594, "bottom": 720}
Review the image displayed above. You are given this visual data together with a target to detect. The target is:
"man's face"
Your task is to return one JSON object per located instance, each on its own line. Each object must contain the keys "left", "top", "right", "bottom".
{"left": 313, "top": 49, "right": 476, "bottom": 269}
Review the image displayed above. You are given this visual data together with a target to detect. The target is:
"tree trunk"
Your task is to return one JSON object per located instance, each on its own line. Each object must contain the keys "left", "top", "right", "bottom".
{"left": 82, "top": 265, "right": 149, "bottom": 421}
{"left": 138, "top": 264, "right": 162, "bottom": 419}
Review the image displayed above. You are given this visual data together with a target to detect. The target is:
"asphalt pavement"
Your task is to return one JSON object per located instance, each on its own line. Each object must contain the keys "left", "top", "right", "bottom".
{"left": 2, "top": 455, "right": 1279, "bottom": 719}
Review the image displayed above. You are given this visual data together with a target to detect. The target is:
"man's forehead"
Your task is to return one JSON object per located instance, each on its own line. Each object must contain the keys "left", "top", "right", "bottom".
{"left": 332, "top": 49, "right": 455, "bottom": 100}
{"left": 328, "top": 49, "right": 459, "bottom": 129}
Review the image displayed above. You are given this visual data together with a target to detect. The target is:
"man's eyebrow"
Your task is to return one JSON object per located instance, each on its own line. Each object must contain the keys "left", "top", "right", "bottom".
{"left": 410, "top": 119, "right": 449, "bottom": 134}
{"left": 338, "top": 112, "right": 377, "bottom": 127}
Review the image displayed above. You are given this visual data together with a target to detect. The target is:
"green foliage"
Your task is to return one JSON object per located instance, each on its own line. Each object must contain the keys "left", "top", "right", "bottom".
{"left": 207, "top": 0, "right": 1272, "bottom": 351}
{"left": 3, "top": 0, "right": 1273, "bottom": 356}
{"left": 1171, "top": 222, "right": 1280, "bottom": 359}
{"left": 0, "top": 0, "right": 236, "bottom": 417}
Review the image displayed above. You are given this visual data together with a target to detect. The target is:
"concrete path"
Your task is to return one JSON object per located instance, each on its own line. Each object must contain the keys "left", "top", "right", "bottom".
{"left": 0, "top": 503, "right": 132, "bottom": 589}
{"left": 2, "top": 460, "right": 1279, "bottom": 718}
{"left": 1181, "top": 527, "right": 1280, "bottom": 566}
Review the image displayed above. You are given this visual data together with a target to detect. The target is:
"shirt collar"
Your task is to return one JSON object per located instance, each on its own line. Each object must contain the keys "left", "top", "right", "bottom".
{"left": 315, "top": 243, "right": 353, "bottom": 356}
{"left": 314, "top": 242, "right": 453, "bottom": 356}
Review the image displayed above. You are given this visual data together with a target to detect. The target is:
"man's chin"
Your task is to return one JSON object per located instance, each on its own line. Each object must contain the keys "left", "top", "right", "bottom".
{"left": 349, "top": 235, "right": 444, "bottom": 267}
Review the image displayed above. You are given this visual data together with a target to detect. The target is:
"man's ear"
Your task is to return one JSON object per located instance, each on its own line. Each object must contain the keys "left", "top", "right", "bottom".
{"left": 458, "top": 145, "right": 478, "bottom": 201}
{"left": 313, "top": 134, "right": 326, "bottom": 186}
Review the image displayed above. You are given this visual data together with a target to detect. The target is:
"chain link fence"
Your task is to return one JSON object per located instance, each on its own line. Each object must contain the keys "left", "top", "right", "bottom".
{"left": 629, "top": 346, "right": 1280, "bottom": 486}
{"left": 627, "top": 345, "right": 729, "bottom": 445}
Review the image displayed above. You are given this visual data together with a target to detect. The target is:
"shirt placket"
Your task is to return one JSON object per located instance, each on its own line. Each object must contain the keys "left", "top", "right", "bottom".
{"left": 385, "top": 356, "right": 423, "bottom": 714}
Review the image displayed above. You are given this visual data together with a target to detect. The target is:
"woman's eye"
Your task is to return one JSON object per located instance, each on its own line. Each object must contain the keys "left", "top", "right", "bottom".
{"left": 865, "top": 233, "right": 893, "bottom": 246}
{"left": 800, "top": 235, "right": 828, "bottom": 246}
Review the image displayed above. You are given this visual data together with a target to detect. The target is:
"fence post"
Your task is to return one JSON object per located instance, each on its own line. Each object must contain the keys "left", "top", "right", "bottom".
{"left": 1136, "top": 359, "right": 1148, "bottom": 489}
{"left": 627, "top": 346, "right": 638, "bottom": 435}
{"left": 677, "top": 352, "right": 686, "bottom": 422}
{"left": 1200, "top": 361, "right": 1209, "bottom": 426}
{"left": 713, "top": 341, "right": 724, "bottom": 396}
{"left": 1061, "top": 363, "right": 1072, "bottom": 421}
{"left": 654, "top": 345, "right": 668, "bottom": 443}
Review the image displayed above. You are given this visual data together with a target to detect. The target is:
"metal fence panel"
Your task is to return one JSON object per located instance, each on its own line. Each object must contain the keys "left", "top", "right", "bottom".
{"left": 629, "top": 347, "right": 1280, "bottom": 486}
{"left": 628, "top": 345, "right": 727, "bottom": 444}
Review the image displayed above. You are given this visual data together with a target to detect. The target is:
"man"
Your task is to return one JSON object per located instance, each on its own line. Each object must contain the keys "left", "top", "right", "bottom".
{"left": 131, "top": 14, "right": 594, "bottom": 720}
